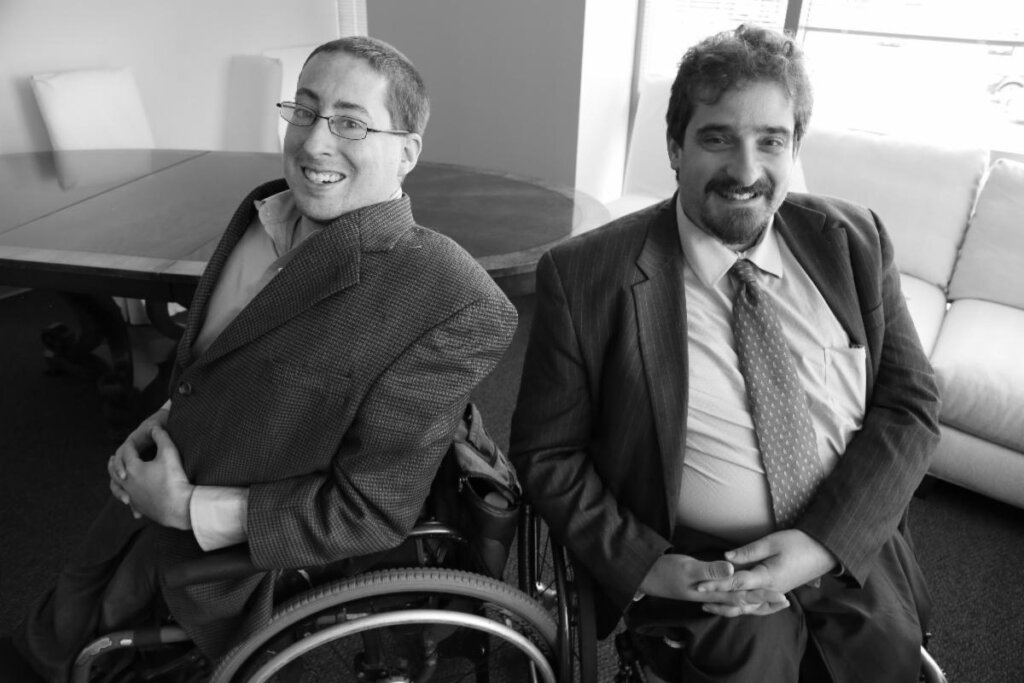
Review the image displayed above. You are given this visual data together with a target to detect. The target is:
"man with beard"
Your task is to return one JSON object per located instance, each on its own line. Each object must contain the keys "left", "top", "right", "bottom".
{"left": 14, "top": 36, "right": 517, "bottom": 681}
{"left": 511, "top": 25, "right": 939, "bottom": 682}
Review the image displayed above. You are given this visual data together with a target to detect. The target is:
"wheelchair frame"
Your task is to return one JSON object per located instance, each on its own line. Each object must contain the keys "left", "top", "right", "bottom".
{"left": 71, "top": 522, "right": 561, "bottom": 683}
{"left": 517, "top": 505, "right": 948, "bottom": 683}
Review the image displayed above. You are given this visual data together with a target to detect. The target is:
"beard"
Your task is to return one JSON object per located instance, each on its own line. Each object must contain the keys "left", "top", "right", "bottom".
{"left": 697, "top": 175, "right": 777, "bottom": 248}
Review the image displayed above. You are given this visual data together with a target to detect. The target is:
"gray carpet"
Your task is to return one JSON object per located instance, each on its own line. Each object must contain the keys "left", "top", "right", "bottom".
{"left": 2, "top": 289, "right": 1023, "bottom": 682}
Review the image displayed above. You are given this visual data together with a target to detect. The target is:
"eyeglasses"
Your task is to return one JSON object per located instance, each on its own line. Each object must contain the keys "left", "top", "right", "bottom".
{"left": 277, "top": 102, "right": 410, "bottom": 141}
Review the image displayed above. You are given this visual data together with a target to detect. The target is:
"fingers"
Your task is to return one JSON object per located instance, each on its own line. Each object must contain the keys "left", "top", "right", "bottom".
{"left": 149, "top": 426, "right": 179, "bottom": 461}
{"left": 107, "top": 453, "right": 127, "bottom": 482}
{"left": 725, "top": 537, "right": 773, "bottom": 566}
{"left": 699, "top": 563, "right": 773, "bottom": 592}
{"left": 700, "top": 559, "right": 735, "bottom": 582}
{"left": 701, "top": 590, "right": 790, "bottom": 618}
{"left": 150, "top": 424, "right": 170, "bottom": 443}
{"left": 109, "top": 476, "right": 130, "bottom": 505}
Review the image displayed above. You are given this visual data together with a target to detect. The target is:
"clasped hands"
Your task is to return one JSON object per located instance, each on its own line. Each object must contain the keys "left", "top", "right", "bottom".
{"left": 638, "top": 530, "right": 839, "bottom": 617}
{"left": 107, "top": 408, "right": 194, "bottom": 530}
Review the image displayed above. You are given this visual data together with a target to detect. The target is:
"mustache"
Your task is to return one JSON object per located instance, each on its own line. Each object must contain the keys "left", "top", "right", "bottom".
{"left": 705, "top": 176, "right": 774, "bottom": 196}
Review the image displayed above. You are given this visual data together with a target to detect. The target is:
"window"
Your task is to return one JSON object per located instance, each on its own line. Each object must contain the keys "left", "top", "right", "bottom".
{"left": 637, "top": 0, "right": 1024, "bottom": 153}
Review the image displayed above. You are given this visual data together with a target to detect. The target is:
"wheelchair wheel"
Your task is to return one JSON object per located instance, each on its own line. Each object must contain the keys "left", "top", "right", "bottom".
{"left": 212, "top": 567, "right": 558, "bottom": 683}
{"left": 518, "top": 508, "right": 598, "bottom": 683}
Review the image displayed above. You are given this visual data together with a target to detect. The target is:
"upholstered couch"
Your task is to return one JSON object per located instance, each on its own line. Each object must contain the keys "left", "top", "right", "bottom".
{"left": 606, "top": 78, "right": 1024, "bottom": 509}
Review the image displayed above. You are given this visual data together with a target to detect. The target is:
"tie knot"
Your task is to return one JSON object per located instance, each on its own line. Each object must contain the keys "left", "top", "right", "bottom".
{"left": 729, "top": 259, "right": 759, "bottom": 286}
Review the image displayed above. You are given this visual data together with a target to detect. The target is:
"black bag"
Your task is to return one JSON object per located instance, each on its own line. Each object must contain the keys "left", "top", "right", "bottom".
{"left": 430, "top": 403, "right": 522, "bottom": 579}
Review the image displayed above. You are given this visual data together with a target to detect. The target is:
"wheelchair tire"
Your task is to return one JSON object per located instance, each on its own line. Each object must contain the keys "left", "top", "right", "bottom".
{"left": 519, "top": 509, "right": 599, "bottom": 683}
{"left": 211, "top": 566, "right": 558, "bottom": 683}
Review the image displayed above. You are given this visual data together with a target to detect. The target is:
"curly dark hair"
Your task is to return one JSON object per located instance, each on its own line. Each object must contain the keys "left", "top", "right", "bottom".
{"left": 304, "top": 36, "right": 430, "bottom": 135}
{"left": 666, "top": 24, "right": 812, "bottom": 146}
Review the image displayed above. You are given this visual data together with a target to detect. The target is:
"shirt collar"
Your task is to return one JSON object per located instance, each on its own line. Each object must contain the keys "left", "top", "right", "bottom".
{"left": 254, "top": 189, "right": 305, "bottom": 256}
{"left": 674, "top": 195, "right": 784, "bottom": 288}
{"left": 253, "top": 187, "right": 405, "bottom": 256}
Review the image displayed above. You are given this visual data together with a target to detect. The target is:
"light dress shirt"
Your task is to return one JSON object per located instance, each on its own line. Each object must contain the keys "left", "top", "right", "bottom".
{"left": 675, "top": 198, "right": 867, "bottom": 544}
{"left": 171, "top": 187, "right": 398, "bottom": 551}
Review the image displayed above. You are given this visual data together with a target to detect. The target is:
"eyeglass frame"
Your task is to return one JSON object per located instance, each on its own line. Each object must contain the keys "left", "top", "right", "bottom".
{"left": 276, "top": 101, "right": 411, "bottom": 141}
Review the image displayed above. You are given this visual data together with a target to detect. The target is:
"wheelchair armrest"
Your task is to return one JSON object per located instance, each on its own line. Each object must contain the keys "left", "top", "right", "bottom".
{"left": 163, "top": 522, "right": 465, "bottom": 590}
{"left": 163, "top": 546, "right": 258, "bottom": 589}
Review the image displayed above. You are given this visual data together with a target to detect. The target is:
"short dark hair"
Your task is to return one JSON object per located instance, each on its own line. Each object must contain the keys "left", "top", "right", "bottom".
{"left": 305, "top": 36, "right": 430, "bottom": 135}
{"left": 666, "top": 24, "right": 812, "bottom": 146}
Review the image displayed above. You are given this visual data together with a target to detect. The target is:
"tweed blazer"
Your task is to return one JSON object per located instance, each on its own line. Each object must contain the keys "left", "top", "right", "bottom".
{"left": 151, "top": 180, "right": 517, "bottom": 656}
{"left": 511, "top": 193, "right": 941, "bottom": 637}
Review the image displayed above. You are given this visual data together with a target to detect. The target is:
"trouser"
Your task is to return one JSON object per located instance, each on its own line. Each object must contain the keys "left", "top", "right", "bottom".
{"left": 625, "top": 526, "right": 931, "bottom": 683}
{"left": 14, "top": 499, "right": 163, "bottom": 683}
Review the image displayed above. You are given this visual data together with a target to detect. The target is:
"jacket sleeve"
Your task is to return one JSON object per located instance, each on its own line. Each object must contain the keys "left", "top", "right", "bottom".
{"left": 797, "top": 211, "right": 941, "bottom": 584}
{"left": 245, "top": 293, "right": 517, "bottom": 569}
{"left": 511, "top": 252, "right": 672, "bottom": 614}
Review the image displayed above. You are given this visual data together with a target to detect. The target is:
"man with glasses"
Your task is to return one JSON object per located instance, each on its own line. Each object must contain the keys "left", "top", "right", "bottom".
{"left": 512, "top": 25, "right": 938, "bottom": 682}
{"left": 15, "top": 36, "right": 516, "bottom": 681}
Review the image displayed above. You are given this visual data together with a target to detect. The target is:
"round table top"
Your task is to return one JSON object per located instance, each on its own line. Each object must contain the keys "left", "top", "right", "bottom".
{"left": 0, "top": 150, "right": 610, "bottom": 297}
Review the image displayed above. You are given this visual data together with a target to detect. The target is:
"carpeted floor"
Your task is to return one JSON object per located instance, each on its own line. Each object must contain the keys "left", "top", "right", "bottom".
{"left": 1, "top": 289, "right": 1023, "bottom": 682}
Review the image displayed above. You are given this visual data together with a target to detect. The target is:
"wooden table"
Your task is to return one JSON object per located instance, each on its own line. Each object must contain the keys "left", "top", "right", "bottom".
{"left": 0, "top": 149, "right": 607, "bottom": 427}
{"left": 0, "top": 149, "right": 608, "bottom": 301}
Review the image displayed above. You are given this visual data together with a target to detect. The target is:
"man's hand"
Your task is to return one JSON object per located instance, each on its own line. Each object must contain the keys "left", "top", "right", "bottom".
{"left": 639, "top": 552, "right": 790, "bottom": 618}
{"left": 109, "top": 407, "right": 169, "bottom": 513}
{"left": 696, "top": 529, "right": 839, "bottom": 604}
{"left": 109, "top": 424, "right": 194, "bottom": 530}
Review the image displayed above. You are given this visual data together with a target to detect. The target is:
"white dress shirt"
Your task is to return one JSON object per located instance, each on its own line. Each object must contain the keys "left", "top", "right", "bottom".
{"left": 675, "top": 198, "right": 867, "bottom": 543}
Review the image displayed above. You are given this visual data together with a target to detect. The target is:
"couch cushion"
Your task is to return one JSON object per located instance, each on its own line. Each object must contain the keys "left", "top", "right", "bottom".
{"left": 929, "top": 299, "right": 1024, "bottom": 453}
{"left": 899, "top": 273, "right": 947, "bottom": 357}
{"left": 947, "top": 158, "right": 1024, "bottom": 310}
{"left": 799, "top": 128, "right": 989, "bottom": 289}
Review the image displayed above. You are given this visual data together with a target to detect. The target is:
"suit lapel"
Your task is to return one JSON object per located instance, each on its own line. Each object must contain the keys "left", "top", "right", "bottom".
{"left": 776, "top": 201, "right": 867, "bottom": 349}
{"left": 174, "top": 182, "right": 278, "bottom": 371}
{"left": 179, "top": 194, "right": 413, "bottom": 369}
{"left": 632, "top": 200, "right": 689, "bottom": 532}
{"left": 195, "top": 222, "right": 361, "bottom": 366}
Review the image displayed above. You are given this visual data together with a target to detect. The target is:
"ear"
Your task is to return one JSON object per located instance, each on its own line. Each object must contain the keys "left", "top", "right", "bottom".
{"left": 398, "top": 133, "right": 423, "bottom": 181}
{"left": 667, "top": 133, "right": 683, "bottom": 173}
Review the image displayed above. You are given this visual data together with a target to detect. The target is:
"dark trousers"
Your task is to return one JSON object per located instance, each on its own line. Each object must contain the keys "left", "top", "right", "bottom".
{"left": 626, "top": 526, "right": 931, "bottom": 683}
{"left": 15, "top": 499, "right": 162, "bottom": 683}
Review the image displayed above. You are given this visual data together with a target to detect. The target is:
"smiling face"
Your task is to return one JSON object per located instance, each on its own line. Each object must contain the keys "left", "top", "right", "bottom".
{"left": 669, "top": 80, "right": 799, "bottom": 250}
{"left": 283, "top": 51, "right": 422, "bottom": 223}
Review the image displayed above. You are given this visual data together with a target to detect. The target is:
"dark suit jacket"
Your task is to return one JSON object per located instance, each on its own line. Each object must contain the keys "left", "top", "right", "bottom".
{"left": 149, "top": 180, "right": 517, "bottom": 655}
{"left": 511, "top": 193, "right": 940, "bottom": 641}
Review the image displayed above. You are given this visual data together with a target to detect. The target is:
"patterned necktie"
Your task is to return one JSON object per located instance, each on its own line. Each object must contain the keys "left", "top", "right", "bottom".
{"left": 729, "top": 258, "right": 822, "bottom": 528}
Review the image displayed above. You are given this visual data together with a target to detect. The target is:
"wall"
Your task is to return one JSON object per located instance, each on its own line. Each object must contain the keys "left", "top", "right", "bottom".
{"left": 368, "top": 0, "right": 588, "bottom": 188}
{"left": 1, "top": 1, "right": 639, "bottom": 197}
{"left": 0, "top": 0, "right": 337, "bottom": 154}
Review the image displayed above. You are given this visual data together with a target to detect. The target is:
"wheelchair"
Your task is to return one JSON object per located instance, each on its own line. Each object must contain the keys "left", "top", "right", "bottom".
{"left": 517, "top": 506, "right": 948, "bottom": 683}
{"left": 68, "top": 410, "right": 564, "bottom": 683}
{"left": 70, "top": 524, "right": 559, "bottom": 683}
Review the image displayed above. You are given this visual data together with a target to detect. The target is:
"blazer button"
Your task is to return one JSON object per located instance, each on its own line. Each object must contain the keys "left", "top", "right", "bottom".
{"left": 177, "top": 381, "right": 193, "bottom": 396}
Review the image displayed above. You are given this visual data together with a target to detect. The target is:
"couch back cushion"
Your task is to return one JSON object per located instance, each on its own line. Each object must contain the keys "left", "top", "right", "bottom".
{"left": 799, "top": 128, "right": 989, "bottom": 289}
{"left": 948, "top": 158, "right": 1024, "bottom": 310}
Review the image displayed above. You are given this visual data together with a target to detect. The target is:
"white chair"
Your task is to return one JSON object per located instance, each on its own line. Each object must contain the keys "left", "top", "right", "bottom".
{"left": 222, "top": 46, "right": 317, "bottom": 154}
{"left": 30, "top": 66, "right": 157, "bottom": 325}
{"left": 30, "top": 66, "right": 154, "bottom": 151}
{"left": 262, "top": 45, "right": 321, "bottom": 150}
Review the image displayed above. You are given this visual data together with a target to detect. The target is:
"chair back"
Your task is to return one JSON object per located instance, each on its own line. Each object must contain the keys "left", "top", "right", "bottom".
{"left": 30, "top": 67, "right": 155, "bottom": 151}
{"left": 261, "top": 45, "right": 320, "bottom": 150}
